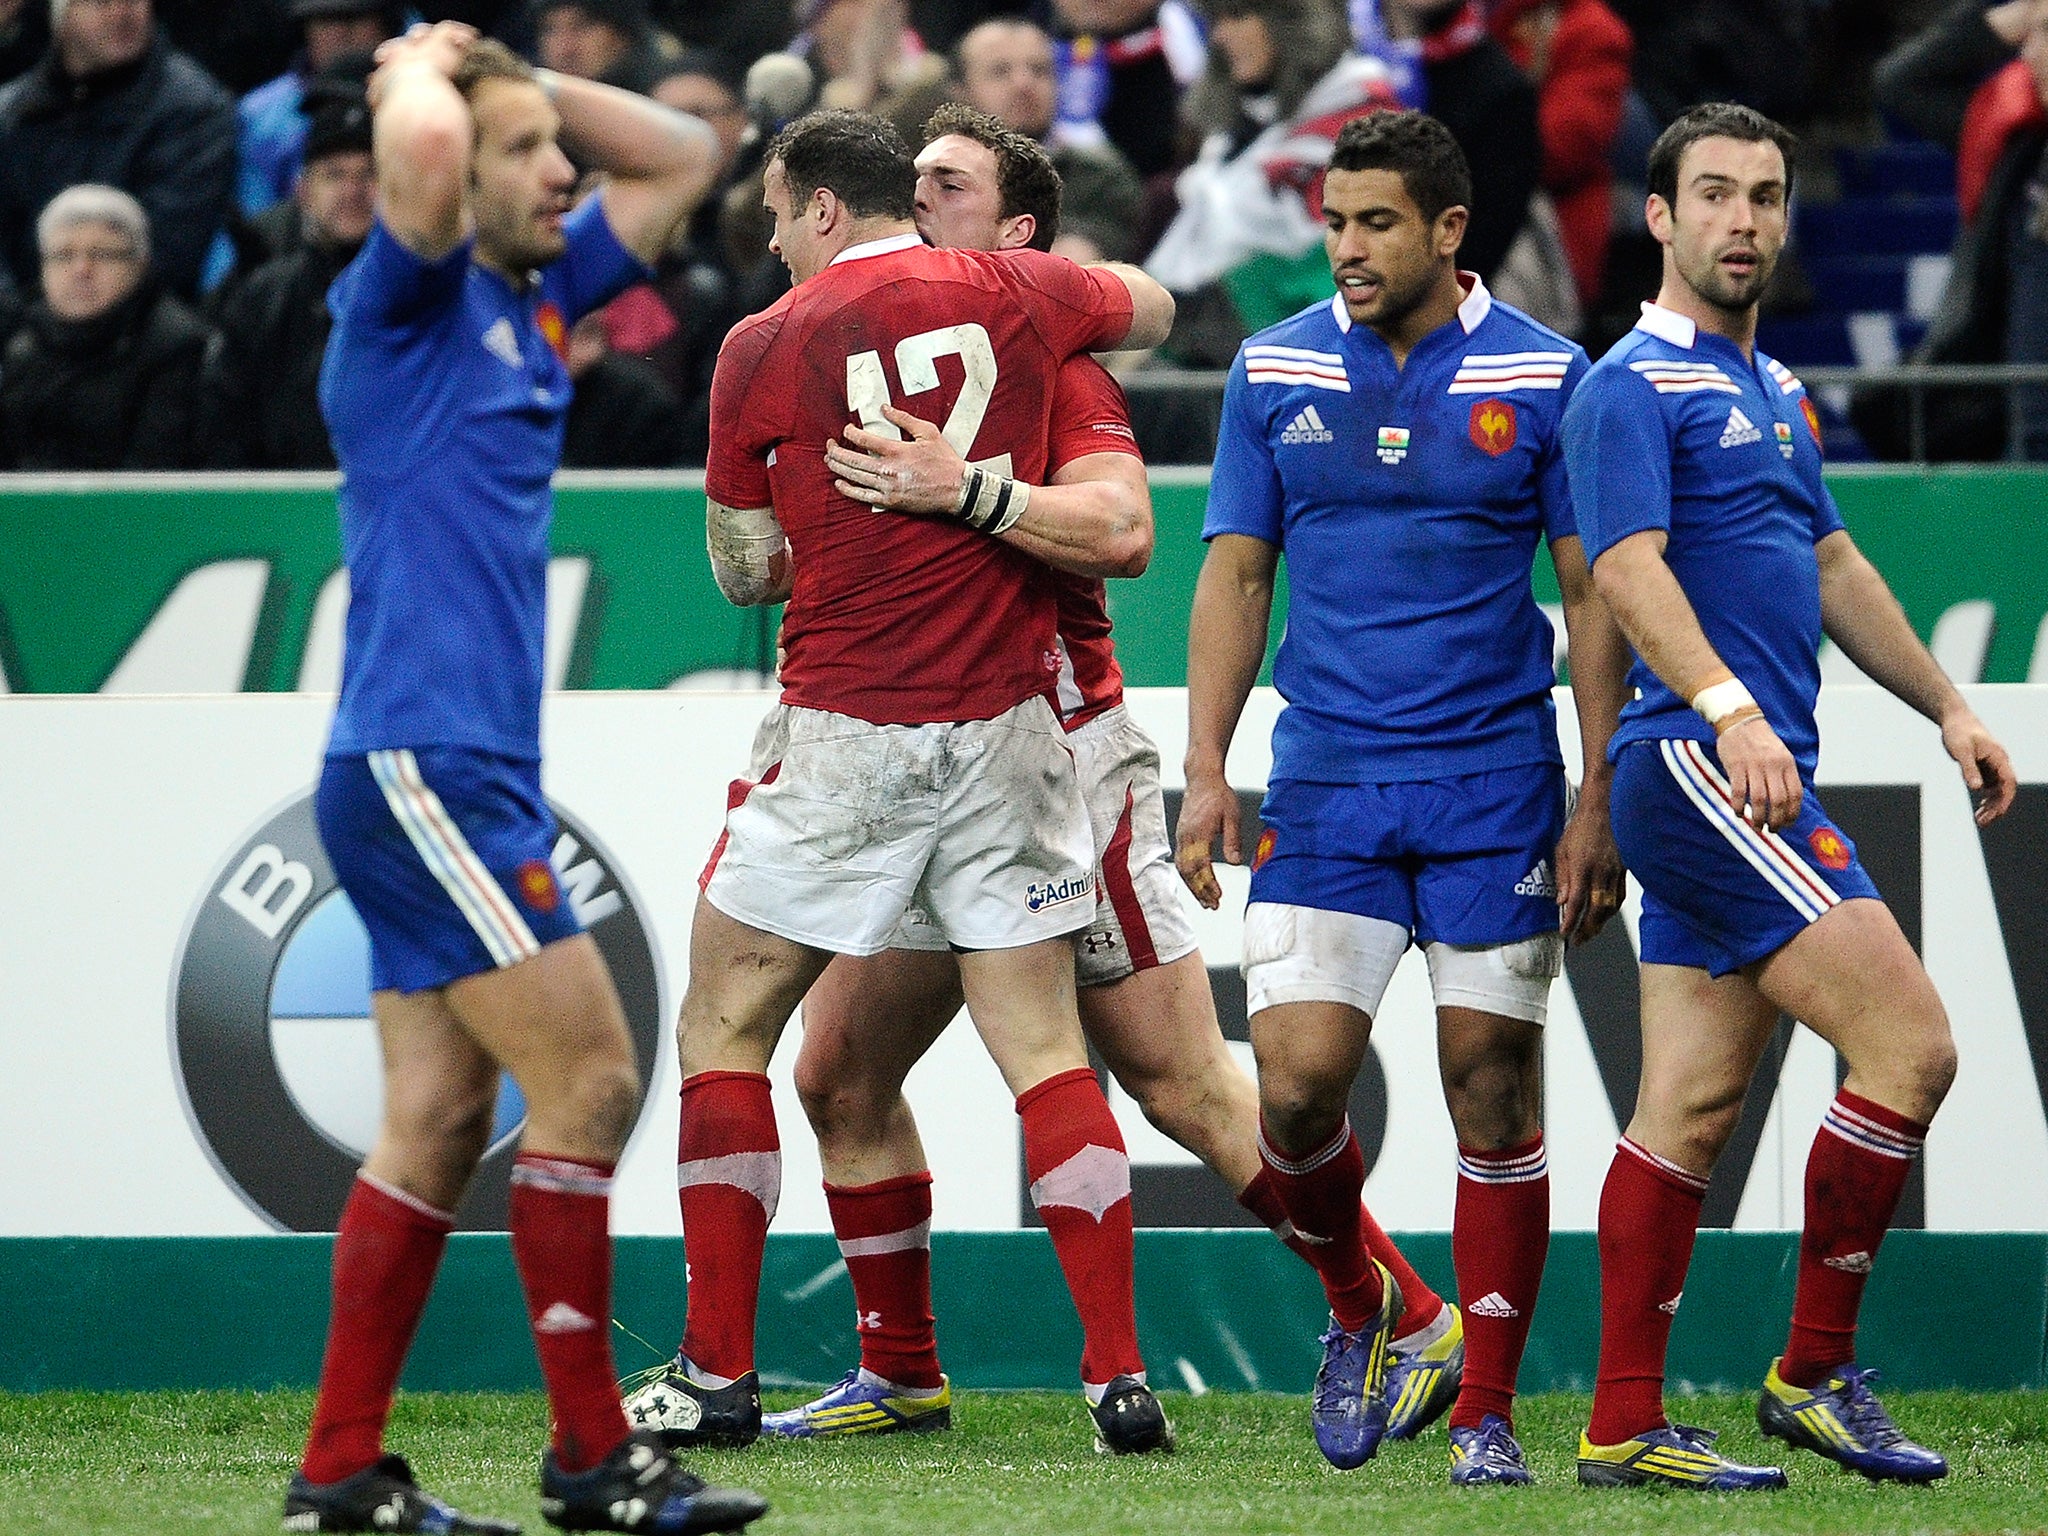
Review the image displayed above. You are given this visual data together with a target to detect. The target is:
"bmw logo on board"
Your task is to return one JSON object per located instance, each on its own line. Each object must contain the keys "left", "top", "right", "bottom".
{"left": 170, "top": 792, "right": 664, "bottom": 1232}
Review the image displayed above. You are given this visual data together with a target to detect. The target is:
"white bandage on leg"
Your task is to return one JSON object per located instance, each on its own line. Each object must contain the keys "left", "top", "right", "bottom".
{"left": 1241, "top": 902, "right": 1410, "bottom": 1018}
{"left": 1422, "top": 933, "right": 1563, "bottom": 1025}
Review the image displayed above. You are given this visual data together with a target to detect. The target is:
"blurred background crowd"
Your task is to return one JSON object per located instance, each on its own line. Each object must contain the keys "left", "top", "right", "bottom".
{"left": 0, "top": 0, "right": 2044, "bottom": 469}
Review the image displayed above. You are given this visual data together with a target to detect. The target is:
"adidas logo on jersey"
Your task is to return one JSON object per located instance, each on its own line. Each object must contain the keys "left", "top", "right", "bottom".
{"left": 482, "top": 316, "right": 524, "bottom": 368}
{"left": 1513, "top": 859, "right": 1557, "bottom": 898}
{"left": 1719, "top": 406, "right": 1763, "bottom": 448}
{"left": 1280, "top": 405, "right": 1335, "bottom": 444}
{"left": 1469, "top": 1291, "right": 1519, "bottom": 1318}
{"left": 1658, "top": 1293, "right": 1683, "bottom": 1315}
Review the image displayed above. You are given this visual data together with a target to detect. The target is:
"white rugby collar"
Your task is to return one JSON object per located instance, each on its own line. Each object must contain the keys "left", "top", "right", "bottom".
{"left": 1328, "top": 270, "right": 1490, "bottom": 335}
{"left": 830, "top": 231, "right": 924, "bottom": 267}
{"left": 1634, "top": 301, "right": 1699, "bottom": 348}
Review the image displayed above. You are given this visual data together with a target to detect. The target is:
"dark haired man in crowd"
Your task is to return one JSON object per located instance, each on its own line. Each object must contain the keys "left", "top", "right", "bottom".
{"left": 238, "top": 0, "right": 400, "bottom": 217}
{"left": 1184, "top": 108, "right": 1627, "bottom": 1483}
{"left": 1565, "top": 100, "right": 2013, "bottom": 1491}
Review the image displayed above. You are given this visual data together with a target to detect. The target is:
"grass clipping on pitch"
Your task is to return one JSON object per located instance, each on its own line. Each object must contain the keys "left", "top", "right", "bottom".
{"left": 3, "top": 1388, "right": 2046, "bottom": 1534}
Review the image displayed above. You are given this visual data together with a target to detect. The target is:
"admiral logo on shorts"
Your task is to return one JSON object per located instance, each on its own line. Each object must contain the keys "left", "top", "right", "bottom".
{"left": 1025, "top": 873, "right": 1094, "bottom": 912}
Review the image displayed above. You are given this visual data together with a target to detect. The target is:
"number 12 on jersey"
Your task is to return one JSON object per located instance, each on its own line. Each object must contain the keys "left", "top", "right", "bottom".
{"left": 845, "top": 323, "right": 1013, "bottom": 474}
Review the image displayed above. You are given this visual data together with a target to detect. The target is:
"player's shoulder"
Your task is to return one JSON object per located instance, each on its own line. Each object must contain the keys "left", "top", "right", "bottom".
{"left": 1466, "top": 294, "right": 1584, "bottom": 361}
{"left": 1756, "top": 347, "right": 1808, "bottom": 400}
{"left": 1576, "top": 326, "right": 1670, "bottom": 396}
{"left": 716, "top": 288, "right": 795, "bottom": 366}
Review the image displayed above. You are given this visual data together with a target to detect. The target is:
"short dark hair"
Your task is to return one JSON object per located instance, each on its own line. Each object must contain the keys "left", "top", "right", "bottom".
{"left": 767, "top": 109, "right": 916, "bottom": 221}
{"left": 922, "top": 101, "right": 1061, "bottom": 252}
{"left": 1326, "top": 110, "right": 1472, "bottom": 222}
{"left": 1646, "top": 102, "right": 1798, "bottom": 209}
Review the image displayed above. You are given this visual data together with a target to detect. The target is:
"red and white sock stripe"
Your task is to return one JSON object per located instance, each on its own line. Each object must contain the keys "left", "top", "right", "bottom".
{"left": 1617, "top": 1135, "right": 1710, "bottom": 1194}
{"left": 1259, "top": 1117, "right": 1353, "bottom": 1177}
{"left": 1821, "top": 1096, "right": 1924, "bottom": 1161}
{"left": 1458, "top": 1140, "right": 1548, "bottom": 1185}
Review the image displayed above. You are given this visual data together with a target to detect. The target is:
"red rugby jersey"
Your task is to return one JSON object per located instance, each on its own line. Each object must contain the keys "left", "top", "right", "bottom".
{"left": 1043, "top": 354, "right": 1143, "bottom": 731}
{"left": 707, "top": 235, "right": 1134, "bottom": 725}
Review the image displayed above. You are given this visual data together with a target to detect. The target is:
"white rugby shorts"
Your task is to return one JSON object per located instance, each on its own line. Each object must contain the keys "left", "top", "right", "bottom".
{"left": 890, "top": 703, "right": 1197, "bottom": 986}
{"left": 701, "top": 695, "right": 1095, "bottom": 955}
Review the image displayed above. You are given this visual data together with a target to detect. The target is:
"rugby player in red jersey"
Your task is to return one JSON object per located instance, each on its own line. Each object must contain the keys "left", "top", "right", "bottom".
{"left": 733, "top": 103, "right": 1465, "bottom": 1447}
{"left": 625, "top": 109, "right": 1180, "bottom": 1456}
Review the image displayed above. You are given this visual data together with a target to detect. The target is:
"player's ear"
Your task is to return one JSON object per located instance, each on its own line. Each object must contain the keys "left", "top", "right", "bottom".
{"left": 1645, "top": 192, "right": 1673, "bottom": 245}
{"left": 998, "top": 212, "right": 1035, "bottom": 251}
{"left": 1436, "top": 204, "right": 1468, "bottom": 259}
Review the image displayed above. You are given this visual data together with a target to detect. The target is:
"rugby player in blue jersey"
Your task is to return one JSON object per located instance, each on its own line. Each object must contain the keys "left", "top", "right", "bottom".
{"left": 1180, "top": 110, "right": 1630, "bottom": 1485}
{"left": 1563, "top": 102, "right": 2015, "bottom": 1491}
{"left": 293, "top": 22, "right": 763, "bottom": 1534}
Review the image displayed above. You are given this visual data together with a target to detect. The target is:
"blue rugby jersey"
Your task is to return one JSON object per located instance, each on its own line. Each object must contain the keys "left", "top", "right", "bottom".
{"left": 1203, "top": 275, "right": 1587, "bottom": 783}
{"left": 1562, "top": 302, "right": 1844, "bottom": 779}
{"left": 320, "top": 197, "right": 648, "bottom": 761}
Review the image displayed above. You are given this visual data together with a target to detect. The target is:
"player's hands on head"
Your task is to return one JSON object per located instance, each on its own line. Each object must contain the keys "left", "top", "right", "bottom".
{"left": 1174, "top": 770, "right": 1241, "bottom": 910}
{"left": 1554, "top": 797, "right": 1626, "bottom": 944}
{"left": 1716, "top": 712, "right": 1801, "bottom": 830}
{"left": 371, "top": 19, "right": 478, "bottom": 90}
{"left": 826, "top": 405, "right": 969, "bottom": 516}
{"left": 1940, "top": 706, "right": 2017, "bottom": 825}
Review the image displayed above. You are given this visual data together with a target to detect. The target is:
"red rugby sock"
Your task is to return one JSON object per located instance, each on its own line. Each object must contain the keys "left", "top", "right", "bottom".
{"left": 1019, "top": 1068, "right": 1144, "bottom": 1387}
{"left": 1588, "top": 1137, "right": 1707, "bottom": 1445}
{"left": 301, "top": 1175, "right": 453, "bottom": 1484}
{"left": 1257, "top": 1117, "right": 1385, "bottom": 1333}
{"left": 1449, "top": 1136, "right": 1550, "bottom": 1430}
{"left": 827, "top": 1172, "right": 942, "bottom": 1390}
{"left": 509, "top": 1153, "right": 632, "bottom": 1472}
{"left": 676, "top": 1070, "right": 780, "bottom": 1383}
{"left": 1778, "top": 1091, "right": 1925, "bottom": 1388}
{"left": 1240, "top": 1167, "right": 1444, "bottom": 1339}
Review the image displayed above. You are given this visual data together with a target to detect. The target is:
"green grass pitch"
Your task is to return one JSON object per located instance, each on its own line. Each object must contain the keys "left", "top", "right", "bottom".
{"left": 4, "top": 1387, "right": 2046, "bottom": 1535}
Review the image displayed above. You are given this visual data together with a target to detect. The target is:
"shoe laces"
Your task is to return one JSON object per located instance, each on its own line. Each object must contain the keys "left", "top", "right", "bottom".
{"left": 1311, "top": 1327, "right": 1372, "bottom": 1415}
{"left": 1666, "top": 1423, "right": 1721, "bottom": 1454}
{"left": 1832, "top": 1366, "right": 1905, "bottom": 1447}
{"left": 1469, "top": 1416, "right": 1520, "bottom": 1462}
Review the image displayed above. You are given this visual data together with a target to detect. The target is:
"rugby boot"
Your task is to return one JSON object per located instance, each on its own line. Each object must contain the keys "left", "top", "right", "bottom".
{"left": 1310, "top": 1261, "right": 1402, "bottom": 1469}
{"left": 539, "top": 1432, "right": 765, "bottom": 1534}
{"left": 284, "top": 1452, "right": 521, "bottom": 1534}
{"left": 1757, "top": 1358, "right": 1948, "bottom": 1482}
{"left": 760, "top": 1370, "right": 953, "bottom": 1439}
{"left": 1384, "top": 1302, "right": 1464, "bottom": 1441}
{"left": 1576, "top": 1423, "right": 1788, "bottom": 1490}
{"left": 620, "top": 1358, "right": 760, "bottom": 1449}
{"left": 1089, "top": 1375, "right": 1176, "bottom": 1454}
{"left": 1448, "top": 1414, "right": 1534, "bottom": 1487}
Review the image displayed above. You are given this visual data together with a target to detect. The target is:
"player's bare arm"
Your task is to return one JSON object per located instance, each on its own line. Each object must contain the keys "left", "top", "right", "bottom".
{"left": 1592, "top": 527, "right": 1803, "bottom": 830}
{"left": 706, "top": 499, "right": 794, "bottom": 607}
{"left": 1179, "top": 533, "right": 1278, "bottom": 908}
{"left": 367, "top": 22, "right": 479, "bottom": 258}
{"left": 1100, "top": 262, "right": 1175, "bottom": 350}
{"left": 824, "top": 403, "right": 1151, "bottom": 577}
{"left": 1551, "top": 533, "right": 1628, "bottom": 942}
{"left": 539, "top": 69, "right": 722, "bottom": 265}
{"left": 1815, "top": 529, "right": 2016, "bottom": 824}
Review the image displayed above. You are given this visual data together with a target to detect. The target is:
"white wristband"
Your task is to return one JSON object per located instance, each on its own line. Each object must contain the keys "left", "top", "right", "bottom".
{"left": 1691, "top": 676, "right": 1758, "bottom": 727}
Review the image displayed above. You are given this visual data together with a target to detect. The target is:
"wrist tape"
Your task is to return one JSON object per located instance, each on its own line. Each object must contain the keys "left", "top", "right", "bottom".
{"left": 954, "top": 464, "right": 1030, "bottom": 535}
{"left": 1691, "top": 675, "right": 1763, "bottom": 731}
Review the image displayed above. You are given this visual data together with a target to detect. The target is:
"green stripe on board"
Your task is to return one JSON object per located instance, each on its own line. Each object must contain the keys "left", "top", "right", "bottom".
{"left": 3, "top": 1231, "right": 2041, "bottom": 1393}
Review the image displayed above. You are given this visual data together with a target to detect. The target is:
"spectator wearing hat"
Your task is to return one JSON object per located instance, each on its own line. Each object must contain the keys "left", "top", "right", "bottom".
{"left": 205, "top": 94, "right": 374, "bottom": 468}
{"left": 237, "top": 0, "right": 398, "bottom": 217}
{"left": 0, "top": 183, "right": 224, "bottom": 468}
{"left": 951, "top": 16, "right": 1146, "bottom": 261}
{"left": 0, "top": 0, "right": 237, "bottom": 301}
{"left": 533, "top": 0, "right": 673, "bottom": 94}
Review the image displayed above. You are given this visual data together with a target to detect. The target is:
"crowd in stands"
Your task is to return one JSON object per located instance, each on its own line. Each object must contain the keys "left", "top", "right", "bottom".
{"left": 0, "top": 0, "right": 2044, "bottom": 468}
